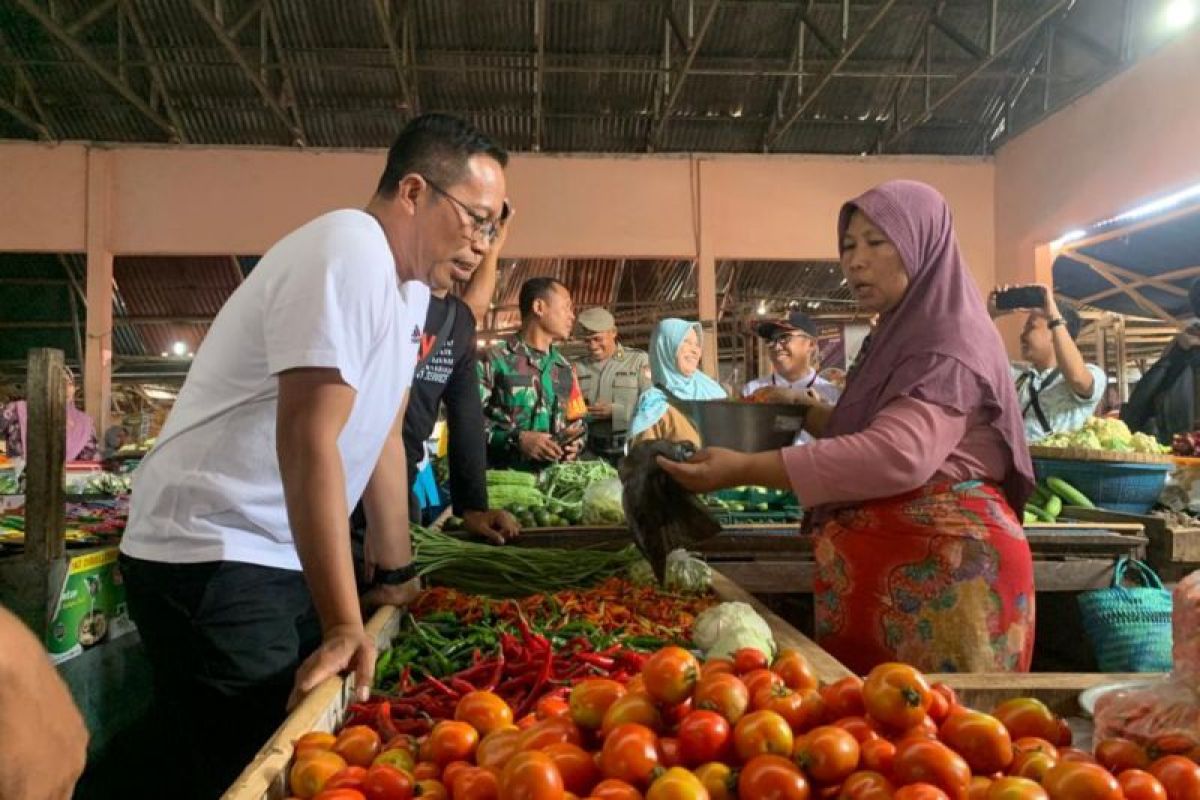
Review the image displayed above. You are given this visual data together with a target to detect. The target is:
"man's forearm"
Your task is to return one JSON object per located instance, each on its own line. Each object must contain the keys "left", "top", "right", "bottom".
{"left": 362, "top": 433, "right": 412, "bottom": 569}
{"left": 279, "top": 435, "right": 361, "bottom": 632}
{"left": 462, "top": 250, "right": 500, "bottom": 326}
{"left": 1052, "top": 328, "right": 1095, "bottom": 397}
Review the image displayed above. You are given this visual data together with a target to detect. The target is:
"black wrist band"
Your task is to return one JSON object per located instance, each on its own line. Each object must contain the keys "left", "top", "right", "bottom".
{"left": 372, "top": 563, "right": 418, "bottom": 586}
{"left": 1048, "top": 317, "right": 1066, "bottom": 330}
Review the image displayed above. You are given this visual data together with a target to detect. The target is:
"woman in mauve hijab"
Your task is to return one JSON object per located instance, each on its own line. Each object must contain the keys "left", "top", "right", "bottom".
{"left": 663, "top": 180, "right": 1036, "bottom": 674}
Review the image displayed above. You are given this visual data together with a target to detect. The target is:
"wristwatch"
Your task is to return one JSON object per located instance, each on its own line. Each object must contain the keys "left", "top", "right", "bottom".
{"left": 371, "top": 563, "right": 418, "bottom": 587}
{"left": 1047, "top": 317, "right": 1066, "bottom": 331}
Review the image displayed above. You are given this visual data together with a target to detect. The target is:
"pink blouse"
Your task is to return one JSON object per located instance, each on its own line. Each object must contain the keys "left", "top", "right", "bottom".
{"left": 783, "top": 395, "right": 1009, "bottom": 508}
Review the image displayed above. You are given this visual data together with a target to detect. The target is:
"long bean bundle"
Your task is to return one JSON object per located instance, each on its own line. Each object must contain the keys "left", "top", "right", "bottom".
{"left": 411, "top": 525, "right": 640, "bottom": 597}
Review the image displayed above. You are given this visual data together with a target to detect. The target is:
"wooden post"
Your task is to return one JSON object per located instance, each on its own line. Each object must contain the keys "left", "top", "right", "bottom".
{"left": 85, "top": 149, "right": 114, "bottom": 438}
{"left": 0, "top": 348, "right": 68, "bottom": 637}
{"left": 1115, "top": 316, "right": 1129, "bottom": 403}
{"left": 696, "top": 160, "right": 719, "bottom": 378}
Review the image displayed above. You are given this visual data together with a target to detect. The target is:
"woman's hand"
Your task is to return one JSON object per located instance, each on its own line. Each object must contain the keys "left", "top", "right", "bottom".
{"left": 656, "top": 447, "right": 747, "bottom": 494}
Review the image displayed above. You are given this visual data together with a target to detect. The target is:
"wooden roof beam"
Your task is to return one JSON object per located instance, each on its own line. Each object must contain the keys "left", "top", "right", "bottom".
{"left": 1076, "top": 264, "right": 1200, "bottom": 306}
{"left": 1071, "top": 255, "right": 1177, "bottom": 323}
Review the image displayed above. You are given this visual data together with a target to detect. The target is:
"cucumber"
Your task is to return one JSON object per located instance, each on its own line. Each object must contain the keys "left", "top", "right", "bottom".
{"left": 1023, "top": 510, "right": 1038, "bottom": 525}
{"left": 1043, "top": 494, "right": 1063, "bottom": 520}
{"left": 1030, "top": 484, "right": 1052, "bottom": 507}
{"left": 1024, "top": 502, "right": 1055, "bottom": 523}
{"left": 1047, "top": 477, "right": 1094, "bottom": 509}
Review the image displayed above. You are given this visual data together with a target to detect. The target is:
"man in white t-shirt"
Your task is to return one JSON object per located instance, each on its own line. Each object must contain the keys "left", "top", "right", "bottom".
{"left": 119, "top": 114, "right": 509, "bottom": 797}
{"left": 742, "top": 311, "right": 841, "bottom": 444}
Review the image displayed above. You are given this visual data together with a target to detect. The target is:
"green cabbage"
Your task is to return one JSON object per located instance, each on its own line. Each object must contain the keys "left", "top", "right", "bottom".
{"left": 692, "top": 602, "right": 776, "bottom": 660}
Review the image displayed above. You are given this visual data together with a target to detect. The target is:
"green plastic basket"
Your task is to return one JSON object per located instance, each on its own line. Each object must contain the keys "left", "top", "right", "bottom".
{"left": 1077, "top": 558, "right": 1173, "bottom": 673}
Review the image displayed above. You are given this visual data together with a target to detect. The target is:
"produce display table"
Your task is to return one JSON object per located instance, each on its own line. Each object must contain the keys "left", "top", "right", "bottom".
{"left": 222, "top": 568, "right": 847, "bottom": 800}
{"left": 478, "top": 522, "right": 1149, "bottom": 592}
{"left": 1059, "top": 506, "right": 1200, "bottom": 582}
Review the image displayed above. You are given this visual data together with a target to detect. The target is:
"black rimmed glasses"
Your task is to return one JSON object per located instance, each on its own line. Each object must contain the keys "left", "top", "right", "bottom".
{"left": 423, "top": 176, "right": 511, "bottom": 244}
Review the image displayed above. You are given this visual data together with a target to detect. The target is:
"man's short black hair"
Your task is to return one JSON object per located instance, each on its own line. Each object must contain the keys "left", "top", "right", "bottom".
{"left": 1060, "top": 305, "right": 1082, "bottom": 340}
{"left": 376, "top": 113, "right": 508, "bottom": 198}
{"left": 519, "top": 277, "right": 565, "bottom": 319}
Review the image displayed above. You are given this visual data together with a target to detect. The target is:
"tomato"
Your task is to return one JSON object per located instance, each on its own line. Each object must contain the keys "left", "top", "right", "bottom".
{"left": 1007, "top": 752, "right": 1056, "bottom": 783}
{"left": 361, "top": 764, "right": 414, "bottom": 800}
{"left": 298, "top": 732, "right": 339, "bottom": 756}
{"left": 822, "top": 677, "right": 867, "bottom": 722}
{"left": 326, "top": 767, "right": 369, "bottom": 791}
{"left": 693, "top": 673, "right": 752, "bottom": 725}
{"left": 451, "top": 766, "right": 499, "bottom": 800}
{"left": 600, "top": 724, "right": 661, "bottom": 786}
{"left": 412, "top": 762, "right": 441, "bottom": 781}
{"left": 517, "top": 715, "right": 539, "bottom": 731}
{"left": 537, "top": 696, "right": 572, "bottom": 721}
{"left": 863, "top": 663, "right": 932, "bottom": 731}
{"left": 518, "top": 718, "right": 583, "bottom": 752}
{"left": 662, "top": 699, "right": 694, "bottom": 732}
{"left": 694, "top": 762, "right": 738, "bottom": 800}
{"left": 834, "top": 717, "right": 882, "bottom": 745}
{"left": 543, "top": 743, "right": 600, "bottom": 796}
{"left": 442, "top": 762, "right": 473, "bottom": 792}
{"left": 335, "top": 726, "right": 384, "bottom": 769}
{"left": 374, "top": 749, "right": 416, "bottom": 773}
{"left": 794, "top": 725, "right": 861, "bottom": 785}
{"left": 1151, "top": 734, "right": 1199, "bottom": 761}
{"left": 677, "top": 710, "right": 732, "bottom": 766}
{"left": 1057, "top": 748, "right": 1097, "bottom": 765}
{"left": 1117, "top": 770, "right": 1169, "bottom": 800}
{"left": 773, "top": 649, "right": 819, "bottom": 692}
{"left": 1149, "top": 755, "right": 1200, "bottom": 800}
{"left": 928, "top": 691, "right": 951, "bottom": 726}
{"left": 314, "top": 790, "right": 367, "bottom": 800}
{"left": 745, "top": 669, "right": 786, "bottom": 701}
{"left": 477, "top": 728, "right": 523, "bottom": 772}
{"left": 734, "top": 647, "right": 771, "bottom": 674}
{"left": 893, "top": 785, "right": 950, "bottom": 800}
{"left": 968, "top": 776, "right": 992, "bottom": 800}
{"left": 1041, "top": 761, "right": 1122, "bottom": 800}
{"left": 570, "top": 680, "right": 627, "bottom": 731}
{"left": 601, "top": 693, "right": 664, "bottom": 737}
{"left": 1011, "top": 738, "right": 1059, "bottom": 759}
{"left": 756, "top": 685, "right": 819, "bottom": 731}
{"left": 738, "top": 754, "right": 810, "bottom": 800}
{"left": 646, "top": 767, "right": 709, "bottom": 800}
{"left": 735, "top": 710, "right": 796, "bottom": 762}
{"left": 991, "top": 699, "right": 1059, "bottom": 744}
{"left": 984, "top": 777, "right": 1047, "bottom": 800}
{"left": 656, "top": 738, "right": 683, "bottom": 769}
{"left": 292, "top": 751, "right": 350, "bottom": 799}
{"left": 429, "top": 722, "right": 480, "bottom": 767}
{"left": 500, "top": 750, "right": 565, "bottom": 800}
{"left": 590, "top": 779, "right": 644, "bottom": 800}
{"left": 701, "top": 658, "right": 736, "bottom": 678}
{"left": 1054, "top": 718, "right": 1073, "bottom": 748}
{"left": 641, "top": 647, "right": 700, "bottom": 705}
{"left": 457, "top": 692, "right": 516, "bottom": 737}
{"left": 417, "top": 780, "right": 448, "bottom": 800}
{"left": 939, "top": 709, "right": 1013, "bottom": 775}
{"left": 860, "top": 738, "right": 896, "bottom": 776}
{"left": 892, "top": 738, "right": 970, "bottom": 800}
{"left": 839, "top": 770, "right": 895, "bottom": 800}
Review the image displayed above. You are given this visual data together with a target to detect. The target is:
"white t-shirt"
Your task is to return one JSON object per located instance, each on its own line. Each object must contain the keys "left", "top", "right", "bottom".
{"left": 121, "top": 210, "right": 430, "bottom": 570}
{"left": 742, "top": 370, "right": 841, "bottom": 445}
{"left": 1011, "top": 363, "right": 1107, "bottom": 443}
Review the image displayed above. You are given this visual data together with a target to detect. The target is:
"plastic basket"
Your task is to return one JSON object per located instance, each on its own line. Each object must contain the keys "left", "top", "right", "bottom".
{"left": 1077, "top": 558, "right": 1173, "bottom": 673}
{"left": 1032, "top": 458, "right": 1170, "bottom": 514}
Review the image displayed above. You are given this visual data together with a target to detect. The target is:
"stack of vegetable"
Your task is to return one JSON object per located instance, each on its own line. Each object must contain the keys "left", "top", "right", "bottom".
{"left": 480, "top": 465, "right": 624, "bottom": 528}
{"left": 1024, "top": 477, "right": 1094, "bottom": 524}
{"left": 1041, "top": 417, "right": 1169, "bottom": 455}
{"left": 412, "top": 526, "right": 641, "bottom": 597}
{"left": 286, "top": 647, "right": 1200, "bottom": 800}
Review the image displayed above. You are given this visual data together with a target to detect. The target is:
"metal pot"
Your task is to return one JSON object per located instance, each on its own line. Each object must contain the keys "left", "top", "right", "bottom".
{"left": 664, "top": 392, "right": 807, "bottom": 452}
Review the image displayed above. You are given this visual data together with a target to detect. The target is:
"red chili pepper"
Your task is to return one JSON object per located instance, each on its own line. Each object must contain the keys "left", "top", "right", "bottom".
{"left": 425, "top": 675, "right": 459, "bottom": 697}
{"left": 375, "top": 699, "right": 399, "bottom": 741}
{"left": 575, "top": 653, "right": 615, "bottom": 670}
{"left": 483, "top": 653, "right": 506, "bottom": 692}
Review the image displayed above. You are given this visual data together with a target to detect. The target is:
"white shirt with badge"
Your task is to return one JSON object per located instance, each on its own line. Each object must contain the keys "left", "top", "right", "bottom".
{"left": 121, "top": 210, "right": 430, "bottom": 571}
{"left": 742, "top": 370, "right": 842, "bottom": 445}
{"left": 1011, "top": 363, "right": 1107, "bottom": 443}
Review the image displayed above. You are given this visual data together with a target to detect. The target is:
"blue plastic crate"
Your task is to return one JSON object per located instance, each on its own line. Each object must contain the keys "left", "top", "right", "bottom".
{"left": 1032, "top": 458, "right": 1171, "bottom": 514}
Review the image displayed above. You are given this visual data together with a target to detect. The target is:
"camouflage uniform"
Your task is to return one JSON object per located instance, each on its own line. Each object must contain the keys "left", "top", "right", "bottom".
{"left": 478, "top": 335, "right": 588, "bottom": 470}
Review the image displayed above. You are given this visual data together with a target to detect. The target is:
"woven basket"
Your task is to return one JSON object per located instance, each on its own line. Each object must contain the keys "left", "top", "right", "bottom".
{"left": 1077, "top": 558, "right": 1173, "bottom": 673}
{"left": 1029, "top": 445, "right": 1174, "bottom": 464}
{"left": 1031, "top": 456, "right": 1171, "bottom": 514}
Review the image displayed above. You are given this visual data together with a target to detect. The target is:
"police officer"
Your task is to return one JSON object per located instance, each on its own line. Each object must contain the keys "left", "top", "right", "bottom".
{"left": 573, "top": 308, "right": 651, "bottom": 462}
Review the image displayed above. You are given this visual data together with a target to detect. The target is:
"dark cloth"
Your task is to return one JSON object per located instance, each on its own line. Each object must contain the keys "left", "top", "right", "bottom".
{"left": 403, "top": 295, "right": 489, "bottom": 514}
{"left": 119, "top": 554, "right": 320, "bottom": 800}
{"left": 1123, "top": 343, "right": 1200, "bottom": 444}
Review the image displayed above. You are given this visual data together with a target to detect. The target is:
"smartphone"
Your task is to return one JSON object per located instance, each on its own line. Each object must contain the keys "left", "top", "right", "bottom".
{"left": 995, "top": 286, "right": 1047, "bottom": 311}
{"left": 554, "top": 425, "right": 586, "bottom": 447}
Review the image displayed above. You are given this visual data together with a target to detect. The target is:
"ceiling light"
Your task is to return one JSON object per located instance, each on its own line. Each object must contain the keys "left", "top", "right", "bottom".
{"left": 171, "top": 341, "right": 187, "bottom": 357}
{"left": 1163, "top": 0, "right": 1197, "bottom": 29}
{"left": 1051, "top": 229, "right": 1087, "bottom": 250}
{"left": 143, "top": 388, "right": 176, "bottom": 401}
{"left": 757, "top": 301, "right": 769, "bottom": 315}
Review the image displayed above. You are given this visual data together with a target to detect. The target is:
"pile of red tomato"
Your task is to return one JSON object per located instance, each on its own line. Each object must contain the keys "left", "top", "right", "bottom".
{"left": 283, "top": 646, "right": 1200, "bottom": 800}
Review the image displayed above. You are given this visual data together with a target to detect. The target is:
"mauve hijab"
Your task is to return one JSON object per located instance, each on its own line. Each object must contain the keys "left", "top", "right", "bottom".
{"left": 823, "top": 180, "right": 1034, "bottom": 514}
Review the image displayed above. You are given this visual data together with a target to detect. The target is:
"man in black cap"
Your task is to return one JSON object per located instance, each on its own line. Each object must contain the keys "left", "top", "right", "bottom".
{"left": 743, "top": 311, "right": 841, "bottom": 443}
{"left": 1124, "top": 280, "right": 1200, "bottom": 444}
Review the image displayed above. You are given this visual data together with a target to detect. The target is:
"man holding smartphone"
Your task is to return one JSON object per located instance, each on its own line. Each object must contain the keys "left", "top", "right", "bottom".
{"left": 989, "top": 283, "right": 1106, "bottom": 442}
{"left": 479, "top": 277, "right": 588, "bottom": 470}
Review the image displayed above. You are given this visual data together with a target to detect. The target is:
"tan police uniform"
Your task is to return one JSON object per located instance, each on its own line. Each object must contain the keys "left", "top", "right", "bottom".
{"left": 572, "top": 308, "right": 651, "bottom": 460}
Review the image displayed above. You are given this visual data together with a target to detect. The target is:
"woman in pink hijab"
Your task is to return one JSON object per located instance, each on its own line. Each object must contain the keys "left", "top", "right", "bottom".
{"left": 663, "top": 180, "right": 1036, "bottom": 673}
{"left": 2, "top": 366, "right": 99, "bottom": 462}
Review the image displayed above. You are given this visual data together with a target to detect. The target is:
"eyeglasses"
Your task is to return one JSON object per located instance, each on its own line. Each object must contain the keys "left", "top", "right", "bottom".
{"left": 423, "top": 176, "right": 511, "bottom": 244}
{"left": 767, "top": 332, "right": 810, "bottom": 349}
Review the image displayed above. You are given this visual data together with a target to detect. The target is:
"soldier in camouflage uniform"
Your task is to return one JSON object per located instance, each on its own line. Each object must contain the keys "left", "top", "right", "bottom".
{"left": 479, "top": 277, "right": 588, "bottom": 470}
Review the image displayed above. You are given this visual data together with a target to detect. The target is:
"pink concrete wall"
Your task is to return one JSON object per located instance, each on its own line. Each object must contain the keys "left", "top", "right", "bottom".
{"left": 0, "top": 141, "right": 87, "bottom": 252}
{"left": 995, "top": 27, "right": 1200, "bottom": 288}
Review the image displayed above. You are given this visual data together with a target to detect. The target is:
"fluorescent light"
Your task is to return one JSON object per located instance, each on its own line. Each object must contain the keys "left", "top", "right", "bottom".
{"left": 1051, "top": 229, "right": 1087, "bottom": 250}
{"left": 1114, "top": 181, "right": 1200, "bottom": 224}
{"left": 1163, "top": 0, "right": 1197, "bottom": 29}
